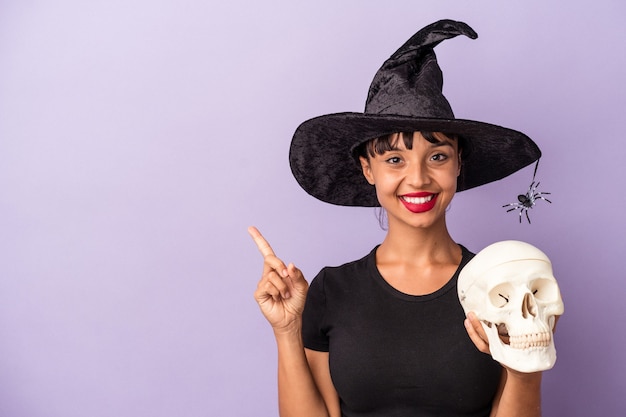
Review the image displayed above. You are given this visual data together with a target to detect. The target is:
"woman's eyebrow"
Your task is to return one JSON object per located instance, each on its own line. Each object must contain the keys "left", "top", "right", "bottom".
{"left": 431, "top": 140, "right": 455, "bottom": 148}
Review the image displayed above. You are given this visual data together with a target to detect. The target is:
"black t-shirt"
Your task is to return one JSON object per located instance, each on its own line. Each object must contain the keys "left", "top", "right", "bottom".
{"left": 302, "top": 245, "right": 501, "bottom": 417}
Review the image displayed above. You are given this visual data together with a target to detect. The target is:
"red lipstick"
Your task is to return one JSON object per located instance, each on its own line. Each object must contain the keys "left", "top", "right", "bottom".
{"left": 399, "top": 192, "right": 438, "bottom": 213}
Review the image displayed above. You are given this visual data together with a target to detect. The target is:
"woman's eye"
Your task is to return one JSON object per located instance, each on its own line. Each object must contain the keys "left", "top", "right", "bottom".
{"left": 386, "top": 157, "right": 402, "bottom": 164}
{"left": 431, "top": 153, "right": 448, "bottom": 162}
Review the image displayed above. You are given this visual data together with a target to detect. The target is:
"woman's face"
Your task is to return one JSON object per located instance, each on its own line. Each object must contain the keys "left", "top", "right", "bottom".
{"left": 359, "top": 132, "right": 461, "bottom": 230}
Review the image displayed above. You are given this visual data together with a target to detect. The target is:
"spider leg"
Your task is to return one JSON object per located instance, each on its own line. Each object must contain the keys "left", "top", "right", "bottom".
{"left": 507, "top": 207, "right": 519, "bottom": 213}
{"left": 525, "top": 209, "right": 531, "bottom": 224}
{"left": 535, "top": 195, "right": 552, "bottom": 204}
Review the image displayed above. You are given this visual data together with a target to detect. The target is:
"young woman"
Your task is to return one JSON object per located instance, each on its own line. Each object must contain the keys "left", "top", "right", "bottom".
{"left": 250, "top": 20, "right": 544, "bottom": 417}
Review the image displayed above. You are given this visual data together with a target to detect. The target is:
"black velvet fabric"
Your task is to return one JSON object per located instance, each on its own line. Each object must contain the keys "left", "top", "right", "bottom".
{"left": 288, "top": 19, "right": 541, "bottom": 207}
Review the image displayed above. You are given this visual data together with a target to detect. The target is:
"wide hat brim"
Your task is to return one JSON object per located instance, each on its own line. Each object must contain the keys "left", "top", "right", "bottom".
{"left": 289, "top": 112, "right": 540, "bottom": 207}
{"left": 288, "top": 20, "right": 541, "bottom": 207}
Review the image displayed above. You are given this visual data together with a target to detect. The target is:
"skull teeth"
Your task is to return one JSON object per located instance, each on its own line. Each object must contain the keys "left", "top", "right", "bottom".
{"left": 484, "top": 321, "right": 552, "bottom": 350}
{"left": 508, "top": 332, "right": 552, "bottom": 350}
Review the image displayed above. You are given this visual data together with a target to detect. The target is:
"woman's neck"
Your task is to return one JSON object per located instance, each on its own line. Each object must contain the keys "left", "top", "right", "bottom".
{"left": 373, "top": 218, "right": 462, "bottom": 295}
{"left": 377, "top": 218, "right": 460, "bottom": 266}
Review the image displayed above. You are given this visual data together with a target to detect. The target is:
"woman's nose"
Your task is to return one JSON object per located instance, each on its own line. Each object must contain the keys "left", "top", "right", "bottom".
{"left": 406, "top": 161, "right": 430, "bottom": 186}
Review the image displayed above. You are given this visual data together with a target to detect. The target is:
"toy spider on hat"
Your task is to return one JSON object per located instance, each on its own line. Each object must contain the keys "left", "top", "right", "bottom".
{"left": 503, "top": 162, "right": 552, "bottom": 224}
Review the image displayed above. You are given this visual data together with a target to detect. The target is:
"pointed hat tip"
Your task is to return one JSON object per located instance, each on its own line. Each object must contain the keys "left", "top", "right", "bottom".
{"left": 438, "top": 19, "right": 478, "bottom": 40}
{"left": 390, "top": 19, "right": 478, "bottom": 61}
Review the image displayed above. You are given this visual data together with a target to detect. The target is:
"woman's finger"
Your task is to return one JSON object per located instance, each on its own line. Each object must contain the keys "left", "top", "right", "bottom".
{"left": 249, "top": 226, "right": 289, "bottom": 279}
{"left": 248, "top": 226, "right": 276, "bottom": 258}
{"left": 464, "top": 312, "right": 490, "bottom": 354}
{"left": 265, "top": 270, "right": 291, "bottom": 299}
{"left": 285, "top": 262, "right": 306, "bottom": 287}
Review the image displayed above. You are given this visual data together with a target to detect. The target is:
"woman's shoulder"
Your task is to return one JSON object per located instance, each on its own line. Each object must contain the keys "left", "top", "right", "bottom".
{"left": 314, "top": 246, "right": 379, "bottom": 282}
{"left": 327, "top": 245, "right": 378, "bottom": 270}
{"left": 458, "top": 244, "right": 475, "bottom": 265}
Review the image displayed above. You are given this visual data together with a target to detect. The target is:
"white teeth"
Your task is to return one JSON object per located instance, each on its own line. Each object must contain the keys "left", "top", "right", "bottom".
{"left": 402, "top": 195, "right": 433, "bottom": 204}
{"left": 508, "top": 332, "right": 552, "bottom": 350}
{"left": 485, "top": 321, "right": 552, "bottom": 350}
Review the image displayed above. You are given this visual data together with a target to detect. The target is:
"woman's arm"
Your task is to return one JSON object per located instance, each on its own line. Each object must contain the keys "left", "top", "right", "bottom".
{"left": 489, "top": 368, "right": 542, "bottom": 417}
{"left": 273, "top": 327, "right": 331, "bottom": 417}
{"left": 249, "top": 227, "right": 332, "bottom": 417}
{"left": 464, "top": 313, "right": 542, "bottom": 417}
{"left": 305, "top": 349, "right": 341, "bottom": 417}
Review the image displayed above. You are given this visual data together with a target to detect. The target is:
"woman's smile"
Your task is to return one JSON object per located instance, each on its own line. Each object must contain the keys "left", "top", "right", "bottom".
{"left": 399, "top": 192, "right": 439, "bottom": 213}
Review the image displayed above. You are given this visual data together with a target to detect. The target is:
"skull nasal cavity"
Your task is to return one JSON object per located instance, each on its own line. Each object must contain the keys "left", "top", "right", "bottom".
{"left": 522, "top": 292, "right": 538, "bottom": 319}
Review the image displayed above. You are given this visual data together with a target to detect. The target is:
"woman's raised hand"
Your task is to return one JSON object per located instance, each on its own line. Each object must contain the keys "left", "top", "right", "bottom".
{"left": 248, "top": 226, "right": 309, "bottom": 334}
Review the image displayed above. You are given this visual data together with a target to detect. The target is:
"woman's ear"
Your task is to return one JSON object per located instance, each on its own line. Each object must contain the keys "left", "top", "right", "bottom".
{"left": 359, "top": 156, "right": 375, "bottom": 185}
{"left": 457, "top": 151, "right": 462, "bottom": 177}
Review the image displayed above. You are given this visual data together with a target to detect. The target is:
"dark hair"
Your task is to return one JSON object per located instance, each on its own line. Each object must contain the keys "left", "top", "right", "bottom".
{"left": 355, "top": 131, "right": 467, "bottom": 160}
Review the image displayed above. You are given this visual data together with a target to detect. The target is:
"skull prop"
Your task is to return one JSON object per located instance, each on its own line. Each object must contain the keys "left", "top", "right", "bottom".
{"left": 458, "top": 241, "right": 564, "bottom": 372}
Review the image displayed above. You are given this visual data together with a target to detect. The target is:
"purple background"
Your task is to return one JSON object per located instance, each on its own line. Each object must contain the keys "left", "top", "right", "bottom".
{"left": 1, "top": 1, "right": 624, "bottom": 416}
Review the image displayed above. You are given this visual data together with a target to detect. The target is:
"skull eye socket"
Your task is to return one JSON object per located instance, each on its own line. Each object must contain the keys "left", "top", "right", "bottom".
{"left": 530, "top": 278, "right": 559, "bottom": 303}
{"left": 489, "top": 283, "right": 515, "bottom": 308}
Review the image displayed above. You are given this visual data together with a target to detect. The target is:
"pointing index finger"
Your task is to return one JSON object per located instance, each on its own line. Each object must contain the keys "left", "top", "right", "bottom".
{"left": 247, "top": 226, "right": 276, "bottom": 258}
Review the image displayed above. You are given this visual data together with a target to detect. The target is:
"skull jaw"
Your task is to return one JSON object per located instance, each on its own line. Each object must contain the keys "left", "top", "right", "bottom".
{"left": 481, "top": 321, "right": 557, "bottom": 373}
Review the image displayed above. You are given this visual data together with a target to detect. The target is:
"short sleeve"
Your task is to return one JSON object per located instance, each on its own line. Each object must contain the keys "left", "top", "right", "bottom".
{"left": 302, "top": 269, "right": 329, "bottom": 352}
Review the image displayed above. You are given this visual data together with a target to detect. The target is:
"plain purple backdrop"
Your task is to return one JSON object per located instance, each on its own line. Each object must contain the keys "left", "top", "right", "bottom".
{"left": 1, "top": 1, "right": 624, "bottom": 416}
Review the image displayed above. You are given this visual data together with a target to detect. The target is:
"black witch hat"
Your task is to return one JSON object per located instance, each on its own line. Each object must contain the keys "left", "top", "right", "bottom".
{"left": 289, "top": 19, "right": 540, "bottom": 207}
